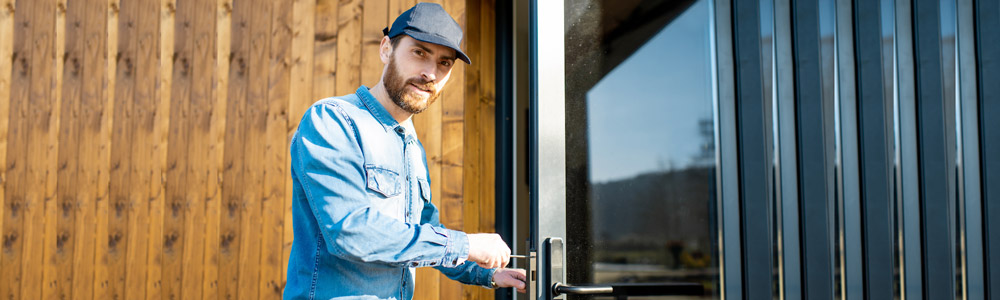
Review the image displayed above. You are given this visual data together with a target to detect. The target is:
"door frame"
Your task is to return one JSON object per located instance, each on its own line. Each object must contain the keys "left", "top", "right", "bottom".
{"left": 500, "top": 0, "right": 738, "bottom": 299}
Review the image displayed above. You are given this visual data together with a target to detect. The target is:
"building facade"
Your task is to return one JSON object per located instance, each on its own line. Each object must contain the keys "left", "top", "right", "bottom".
{"left": 496, "top": 0, "right": 1000, "bottom": 299}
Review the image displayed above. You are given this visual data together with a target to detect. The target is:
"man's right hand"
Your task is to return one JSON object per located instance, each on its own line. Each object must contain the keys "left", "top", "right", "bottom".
{"left": 467, "top": 233, "right": 511, "bottom": 269}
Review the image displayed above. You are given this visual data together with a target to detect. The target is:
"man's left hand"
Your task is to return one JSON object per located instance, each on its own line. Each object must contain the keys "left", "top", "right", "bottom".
{"left": 492, "top": 268, "right": 527, "bottom": 293}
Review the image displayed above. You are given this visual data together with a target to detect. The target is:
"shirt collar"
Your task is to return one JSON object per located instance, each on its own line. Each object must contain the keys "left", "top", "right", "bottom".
{"left": 356, "top": 85, "right": 400, "bottom": 132}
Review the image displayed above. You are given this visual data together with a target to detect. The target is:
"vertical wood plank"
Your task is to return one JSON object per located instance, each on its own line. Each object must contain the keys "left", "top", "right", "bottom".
{"left": 219, "top": 0, "right": 250, "bottom": 297}
{"left": 93, "top": 0, "right": 119, "bottom": 297}
{"left": 0, "top": 2, "right": 29, "bottom": 299}
{"left": 175, "top": 0, "right": 216, "bottom": 299}
{"left": 0, "top": 3, "right": 14, "bottom": 280}
{"left": 360, "top": 0, "right": 386, "bottom": 87}
{"left": 161, "top": 0, "right": 190, "bottom": 297}
{"left": 105, "top": 0, "right": 138, "bottom": 297}
{"left": 475, "top": 3, "right": 496, "bottom": 298}
{"left": 22, "top": 0, "right": 59, "bottom": 298}
{"left": 236, "top": 0, "right": 269, "bottom": 298}
{"left": 460, "top": 0, "right": 480, "bottom": 282}
{"left": 203, "top": 0, "right": 231, "bottom": 298}
{"left": 144, "top": 0, "right": 174, "bottom": 298}
{"left": 477, "top": 0, "right": 496, "bottom": 246}
{"left": 3, "top": 0, "right": 31, "bottom": 298}
{"left": 285, "top": 0, "right": 314, "bottom": 283}
{"left": 123, "top": 0, "right": 159, "bottom": 297}
{"left": 42, "top": 0, "right": 68, "bottom": 297}
{"left": 259, "top": 1, "right": 290, "bottom": 299}
{"left": 71, "top": 0, "right": 108, "bottom": 298}
{"left": 312, "top": 0, "right": 337, "bottom": 99}
{"left": 387, "top": 0, "right": 409, "bottom": 21}
{"left": 456, "top": 0, "right": 478, "bottom": 243}
{"left": 334, "top": 0, "right": 361, "bottom": 96}
{"left": 49, "top": 0, "right": 85, "bottom": 298}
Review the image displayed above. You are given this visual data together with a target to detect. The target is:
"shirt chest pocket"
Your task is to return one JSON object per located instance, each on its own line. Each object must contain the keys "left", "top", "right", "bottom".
{"left": 365, "top": 165, "right": 401, "bottom": 197}
{"left": 364, "top": 165, "right": 406, "bottom": 221}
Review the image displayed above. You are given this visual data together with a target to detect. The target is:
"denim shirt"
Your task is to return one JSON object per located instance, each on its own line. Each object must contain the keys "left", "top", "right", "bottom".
{"left": 283, "top": 86, "right": 496, "bottom": 300}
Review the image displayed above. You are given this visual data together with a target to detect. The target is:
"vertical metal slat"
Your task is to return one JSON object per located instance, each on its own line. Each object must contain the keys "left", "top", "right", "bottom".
{"left": 733, "top": 0, "right": 775, "bottom": 298}
{"left": 975, "top": 0, "right": 1000, "bottom": 297}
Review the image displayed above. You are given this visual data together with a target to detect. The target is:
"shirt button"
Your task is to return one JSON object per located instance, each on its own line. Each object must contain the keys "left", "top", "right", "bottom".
{"left": 429, "top": 262, "right": 437, "bottom": 266}
{"left": 395, "top": 127, "right": 405, "bottom": 134}
{"left": 411, "top": 262, "right": 419, "bottom": 267}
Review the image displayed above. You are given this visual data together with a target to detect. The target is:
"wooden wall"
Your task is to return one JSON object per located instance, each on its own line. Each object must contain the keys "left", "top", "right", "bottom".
{"left": 0, "top": 0, "right": 496, "bottom": 299}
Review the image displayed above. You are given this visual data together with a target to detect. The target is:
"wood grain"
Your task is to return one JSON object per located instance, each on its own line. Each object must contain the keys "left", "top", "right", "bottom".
{"left": 360, "top": 0, "right": 386, "bottom": 88}
{"left": 21, "top": 1, "right": 59, "bottom": 299}
{"left": 259, "top": 0, "right": 290, "bottom": 298}
{"left": 0, "top": 2, "right": 29, "bottom": 299}
{"left": 47, "top": 0, "right": 82, "bottom": 298}
{"left": 335, "top": 0, "right": 361, "bottom": 96}
{"left": 163, "top": 0, "right": 192, "bottom": 297}
{"left": 0, "top": 1, "right": 496, "bottom": 298}
{"left": 202, "top": 0, "right": 230, "bottom": 298}
{"left": 92, "top": 0, "right": 118, "bottom": 297}
{"left": 234, "top": 0, "right": 269, "bottom": 298}
{"left": 0, "top": 2, "right": 13, "bottom": 277}
{"left": 124, "top": 0, "right": 159, "bottom": 298}
{"left": 312, "top": 0, "right": 337, "bottom": 100}
{"left": 218, "top": 0, "right": 249, "bottom": 298}
{"left": 285, "top": 0, "right": 314, "bottom": 284}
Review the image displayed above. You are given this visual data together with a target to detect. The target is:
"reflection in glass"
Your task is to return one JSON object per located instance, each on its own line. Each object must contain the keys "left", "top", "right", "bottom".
{"left": 564, "top": 0, "right": 718, "bottom": 298}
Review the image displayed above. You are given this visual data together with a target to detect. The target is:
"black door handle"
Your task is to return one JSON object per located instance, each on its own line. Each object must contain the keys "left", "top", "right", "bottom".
{"left": 552, "top": 282, "right": 703, "bottom": 298}
{"left": 552, "top": 282, "right": 614, "bottom": 295}
{"left": 542, "top": 238, "right": 704, "bottom": 299}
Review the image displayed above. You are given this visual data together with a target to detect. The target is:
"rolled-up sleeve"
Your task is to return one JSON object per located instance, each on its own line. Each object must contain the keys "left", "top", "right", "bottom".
{"left": 292, "top": 102, "right": 469, "bottom": 268}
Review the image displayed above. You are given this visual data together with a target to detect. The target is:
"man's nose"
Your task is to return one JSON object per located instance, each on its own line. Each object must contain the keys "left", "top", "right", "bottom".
{"left": 420, "top": 63, "right": 437, "bottom": 82}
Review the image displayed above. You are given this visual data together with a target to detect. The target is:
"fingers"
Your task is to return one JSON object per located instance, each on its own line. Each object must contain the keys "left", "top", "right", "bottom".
{"left": 477, "top": 258, "right": 503, "bottom": 269}
{"left": 500, "top": 253, "right": 510, "bottom": 268}
{"left": 513, "top": 269, "right": 527, "bottom": 280}
{"left": 498, "top": 236, "right": 511, "bottom": 268}
{"left": 468, "top": 233, "right": 511, "bottom": 269}
{"left": 512, "top": 276, "right": 526, "bottom": 290}
{"left": 494, "top": 269, "right": 528, "bottom": 293}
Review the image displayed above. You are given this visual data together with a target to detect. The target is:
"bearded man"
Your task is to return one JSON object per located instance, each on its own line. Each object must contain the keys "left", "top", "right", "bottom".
{"left": 283, "top": 3, "right": 526, "bottom": 299}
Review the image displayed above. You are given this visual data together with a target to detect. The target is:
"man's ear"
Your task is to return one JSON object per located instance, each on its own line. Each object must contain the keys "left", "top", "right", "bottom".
{"left": 379, "top": 36, "right": 392, "bottom": 64}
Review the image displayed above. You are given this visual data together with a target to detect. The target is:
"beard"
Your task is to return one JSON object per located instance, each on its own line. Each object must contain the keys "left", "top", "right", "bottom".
{"left": 384, "top": 56, "right": 441, "bottom": 114}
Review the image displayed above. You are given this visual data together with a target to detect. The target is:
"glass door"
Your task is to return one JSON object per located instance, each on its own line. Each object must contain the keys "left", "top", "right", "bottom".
{"left": 520, "top": 0, "right": 721, "bottom": 299}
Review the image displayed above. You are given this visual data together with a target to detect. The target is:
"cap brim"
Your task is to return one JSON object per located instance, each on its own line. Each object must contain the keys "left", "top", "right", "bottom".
{"left": 403, "top": 31, "right": 472, "bottom": 65}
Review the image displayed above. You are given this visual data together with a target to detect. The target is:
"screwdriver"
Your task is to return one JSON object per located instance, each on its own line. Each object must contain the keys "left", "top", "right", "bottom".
{"left": 509, "top": 254, "right": 530, "bottom": 259}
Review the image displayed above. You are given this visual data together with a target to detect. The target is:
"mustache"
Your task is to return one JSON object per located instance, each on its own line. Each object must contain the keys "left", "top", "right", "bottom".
{"left": 406, "top": 78, "right": 436, "bottom": 93}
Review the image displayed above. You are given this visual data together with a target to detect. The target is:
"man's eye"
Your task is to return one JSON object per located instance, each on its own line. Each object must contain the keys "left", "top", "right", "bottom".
{"left": 440, "top": 60, "right": 452, "bottom": 67}
{"left": 414, "top": 49, "right": 424, "bottom": 56}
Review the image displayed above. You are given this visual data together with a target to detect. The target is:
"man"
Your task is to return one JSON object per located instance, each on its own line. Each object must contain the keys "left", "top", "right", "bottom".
{"left": 283, "top": 3, "right": 526, "bottom": 299}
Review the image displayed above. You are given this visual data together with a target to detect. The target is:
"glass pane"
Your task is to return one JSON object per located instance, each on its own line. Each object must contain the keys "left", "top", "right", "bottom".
{"left": 564, "top": 0, "right": 718, "bottom": 299}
